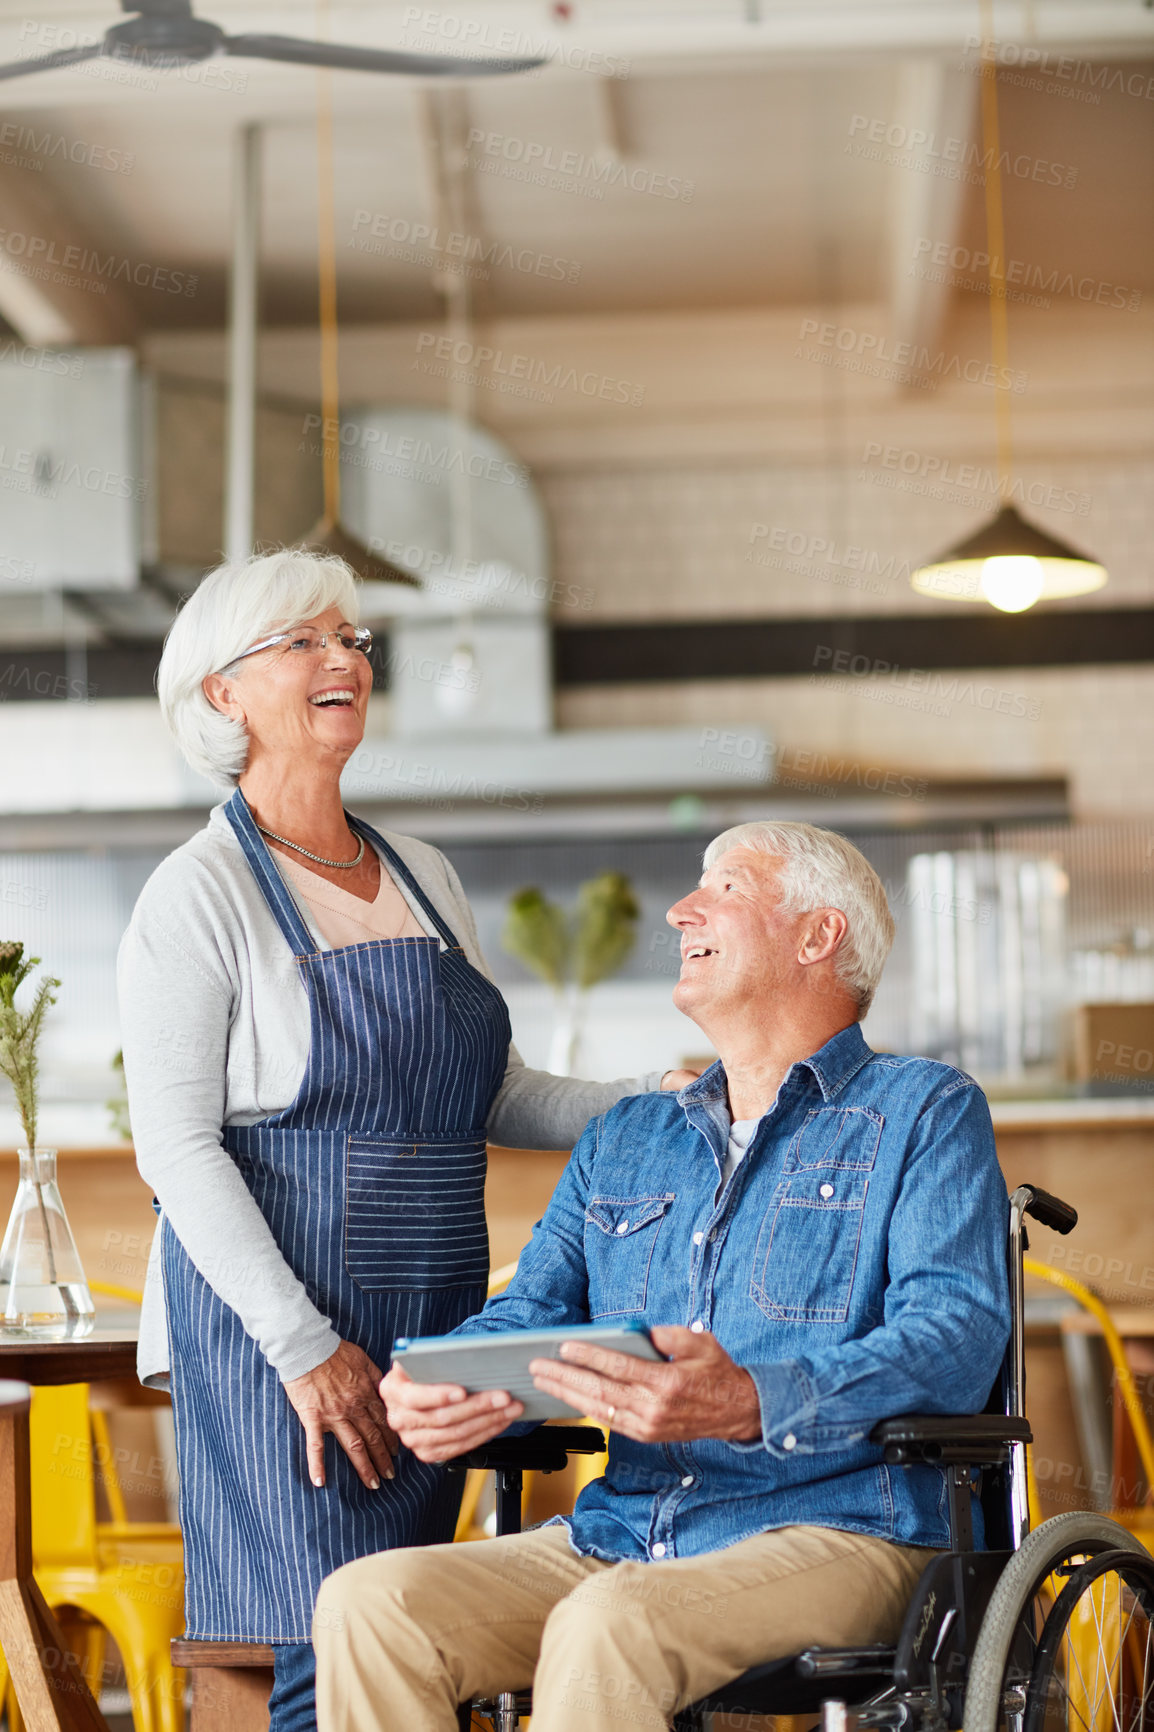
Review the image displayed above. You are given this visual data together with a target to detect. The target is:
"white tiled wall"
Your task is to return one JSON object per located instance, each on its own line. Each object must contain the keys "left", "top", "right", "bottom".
{"left": 540, "top": 456, "right": 1152, "bottom": 621}
{"left": 557, "top": 665, "right": 1154, "bottom": 820}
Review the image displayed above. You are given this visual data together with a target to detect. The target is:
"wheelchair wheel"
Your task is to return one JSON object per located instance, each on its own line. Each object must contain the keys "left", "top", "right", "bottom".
{"left": 1022, "top": 1547, "right": 1154, "bottom": 1731}
{"left": 964, "top": 1511, "right": 1152, "bottom": 1732}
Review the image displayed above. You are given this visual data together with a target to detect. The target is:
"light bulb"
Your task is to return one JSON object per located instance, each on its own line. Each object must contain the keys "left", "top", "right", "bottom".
{"left": 433, "top": 643, "right": 480, "bottom": 719}
{"left": 980, "top": 555, "right": 1045, "bottom": 613}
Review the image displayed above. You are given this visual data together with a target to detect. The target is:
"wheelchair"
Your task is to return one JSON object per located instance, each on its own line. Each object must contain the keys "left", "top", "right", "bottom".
{"left": 449, "top": 1183, "right": 1154, "bottom": 1731}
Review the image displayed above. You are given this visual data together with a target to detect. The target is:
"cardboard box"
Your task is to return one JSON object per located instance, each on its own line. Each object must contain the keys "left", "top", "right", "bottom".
{"left": 1072, "top": 1002, "right": 1154, "bottom": 1096}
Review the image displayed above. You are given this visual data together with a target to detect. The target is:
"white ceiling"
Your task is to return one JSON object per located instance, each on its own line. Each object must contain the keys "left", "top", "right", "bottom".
{"left": 0, "top": 0, "right": 1151, "bottom": 336}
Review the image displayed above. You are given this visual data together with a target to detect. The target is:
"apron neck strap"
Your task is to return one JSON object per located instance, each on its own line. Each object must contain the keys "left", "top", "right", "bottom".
{"left": 223, "top": 788, "right": 320, "bottom": 956}
{"left": 346, "top": 815, "right": 463, "bottom": 951}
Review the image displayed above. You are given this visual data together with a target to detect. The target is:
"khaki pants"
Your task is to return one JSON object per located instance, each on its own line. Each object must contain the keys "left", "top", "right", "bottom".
{"left": 314, "top": 1522, "right": 930, "bottom": 1732}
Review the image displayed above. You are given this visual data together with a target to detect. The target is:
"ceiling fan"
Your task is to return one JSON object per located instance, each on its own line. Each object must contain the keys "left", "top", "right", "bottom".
{"left": 0, "top": 0, "right": 546, "bottom": 83}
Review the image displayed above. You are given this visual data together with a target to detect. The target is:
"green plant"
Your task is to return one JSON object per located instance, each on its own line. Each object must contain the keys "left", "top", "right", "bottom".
{"left": 0, "top": 941, "right": 59, "bottom": 1155}
{"left": 107, "top": 1049, "right": 132, "bottom": 1143}
{"left": 572, "top": 872, "right": 640, "bottom": 990}
{"left": 501, "top": 889, "right": 569, "bottom": 990}
{"left": 501, "top": 872, "right": 640, "bottom": 991}
{"left": 0, "top": 941, "right": 61, "bottom": 1285}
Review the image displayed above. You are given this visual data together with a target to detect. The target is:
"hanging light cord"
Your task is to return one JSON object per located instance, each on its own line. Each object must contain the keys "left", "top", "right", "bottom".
{"left": 978, "top": 0, "right": 1014, "bottom": 493}
{"left": 316, "top": 1, "right": 341, "bottom": 527}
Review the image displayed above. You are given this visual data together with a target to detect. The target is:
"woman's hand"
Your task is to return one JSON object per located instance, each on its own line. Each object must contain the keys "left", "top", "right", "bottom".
{"left": 284, "top": 1340, "right": 398, "bottom": 1490}
{"left": 660, "top": 1068, "right": 702, "bottom": 1090}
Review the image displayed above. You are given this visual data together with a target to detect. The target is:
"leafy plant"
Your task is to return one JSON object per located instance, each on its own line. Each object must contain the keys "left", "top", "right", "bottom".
{"left": 572, "top": 873, "right": 641, "bottom": 990}
{"left": 501, "top": 873, "right": 640, "bottom": 992}
{"left": 501, "top": 889, "right": 570, "bottom": 991}
{"left": 0, "top": 941, "right": 59, "bottom": 1155}
{"left": 107, "top": 1049, "right": 132, "bottom": 1144}
{"left": 0, "top": 942, "right": 61, "bottom": 1285}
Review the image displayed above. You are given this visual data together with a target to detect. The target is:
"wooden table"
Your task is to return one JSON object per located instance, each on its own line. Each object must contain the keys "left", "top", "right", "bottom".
{"left": 0, "top": 1326, "right": 138, "bottom": 1732}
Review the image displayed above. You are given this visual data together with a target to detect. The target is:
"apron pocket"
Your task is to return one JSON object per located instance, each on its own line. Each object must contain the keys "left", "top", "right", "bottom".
{"left": 345, "top": 1134, "right": 489, "bottom": 1292}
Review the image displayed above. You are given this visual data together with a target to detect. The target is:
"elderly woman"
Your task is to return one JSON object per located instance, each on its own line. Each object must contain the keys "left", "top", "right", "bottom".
{"left": 119, "top": 549, "right": 687, "bottom": 1732}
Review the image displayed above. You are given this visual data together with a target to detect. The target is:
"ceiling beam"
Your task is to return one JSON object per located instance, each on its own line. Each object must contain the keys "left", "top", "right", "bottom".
{"left": 886, "top": 58, "right": 977, "bottom": 382}
{"left": 0, "top": 159, "right": 138, "bottom": 346}
{"left": 554, "top": 610, "right": 1154, "bottom": 684}
{"left": 3, "top": 607, "right": 1154, "bottom": 703}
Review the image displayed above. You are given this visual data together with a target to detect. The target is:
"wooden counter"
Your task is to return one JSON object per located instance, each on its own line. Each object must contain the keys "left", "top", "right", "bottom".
{"left": 5, "top": 1107, "right": 1149, "bottom": 1302}
{"left": 5, "top": 1105, "right": 1150, "bottom": 1527}
{"left": 0, "top": 1144, "right": 573, "bottom": 1298}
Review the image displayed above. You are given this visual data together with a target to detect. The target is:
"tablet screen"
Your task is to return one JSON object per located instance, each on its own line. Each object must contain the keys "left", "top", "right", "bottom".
{"left": 392, "top": 1323, "right": 661, "bottom": 1422}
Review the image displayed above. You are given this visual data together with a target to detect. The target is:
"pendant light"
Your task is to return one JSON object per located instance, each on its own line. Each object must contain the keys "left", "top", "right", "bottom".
{"left": 910, "top": 2, "right": 1106, "bottom": 613}
{"left": 303, "top": 20, "right": 419, "bottom": 595}
{"left": 911, "top": 503, "right": 1106, "bottom": 612}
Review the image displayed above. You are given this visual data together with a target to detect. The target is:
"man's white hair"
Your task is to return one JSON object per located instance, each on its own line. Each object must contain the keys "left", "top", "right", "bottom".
{"left": 157, "top": 549, "right": 360, "bottom": 787}
{"left": 703, "top": 821, "right": 894, "bottom": 1017}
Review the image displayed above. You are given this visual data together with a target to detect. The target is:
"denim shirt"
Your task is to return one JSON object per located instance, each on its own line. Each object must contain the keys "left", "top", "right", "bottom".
{"left": 458, "top": 1023, "right": 1010, "bottom": 1562}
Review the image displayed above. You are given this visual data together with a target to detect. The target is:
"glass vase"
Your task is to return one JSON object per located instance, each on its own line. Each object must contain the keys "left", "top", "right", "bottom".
{"left": 547, "top": 989, "right": 586, "bottom": 1077}
{"left": 0, "top": 1150, "right": 95, "bottom": 1338}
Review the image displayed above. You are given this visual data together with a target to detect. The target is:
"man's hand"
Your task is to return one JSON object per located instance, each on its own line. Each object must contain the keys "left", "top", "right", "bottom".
{"left": 529, "top": 1325, "right": 763, "bottom": 1444}
{"left": 380, "top": 1362, "right": 524, "bottom": 1463}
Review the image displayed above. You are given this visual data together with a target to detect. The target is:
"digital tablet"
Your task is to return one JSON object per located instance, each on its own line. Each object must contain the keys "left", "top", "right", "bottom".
{"left": 391, "top": 1323, "right": 663, "bottom": 1422}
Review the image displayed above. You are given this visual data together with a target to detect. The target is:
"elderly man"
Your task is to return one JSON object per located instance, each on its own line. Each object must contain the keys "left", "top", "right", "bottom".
{"left": 314, "top": 821, "right": 1010, "bottom": 1732}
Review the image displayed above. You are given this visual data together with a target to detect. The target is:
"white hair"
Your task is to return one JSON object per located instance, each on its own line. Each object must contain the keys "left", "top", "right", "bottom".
{"left": 157, "top": 548, "right": 360, "bottom": 787}
{"left": 702, "top": 821, "right": 894, "bottom": 1017}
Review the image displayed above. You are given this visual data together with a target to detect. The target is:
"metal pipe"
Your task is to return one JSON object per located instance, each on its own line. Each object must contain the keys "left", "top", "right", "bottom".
{"left": 225, "top": 123, "right": 260, "bottom": 563}
{"left": 1007, "top": 1185, "right": 1031, "bottom": 1547}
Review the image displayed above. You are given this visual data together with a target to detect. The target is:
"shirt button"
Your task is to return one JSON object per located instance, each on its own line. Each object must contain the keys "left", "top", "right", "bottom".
{"left": 616, "top": 1221, "right": 630, "bottom": 1235}
{"left": 681, "top": 1475, "right": 694, "bottom": 1488}
{"left": 782, "top": 1433, "right": 797, "bottom": 1451}
{"left": 819, "top": 1183, "right": 834, "bottom": 1199}
{"left": 651, "top": 1542, "right": 667, "bottom": 1558}
{"left": 692, "top": 1231, "right": 704, "bottom": 1246}
{"left": 690, "top": 1320, "right": 705, "bottom": 1333}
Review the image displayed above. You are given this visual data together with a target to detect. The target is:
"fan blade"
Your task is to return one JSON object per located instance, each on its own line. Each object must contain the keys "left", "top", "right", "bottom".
{"left": 0, "top": 41, "right": 105, "bottom": 82}
{"left": 222, "top": 33, "right": 544, "bottom": 77}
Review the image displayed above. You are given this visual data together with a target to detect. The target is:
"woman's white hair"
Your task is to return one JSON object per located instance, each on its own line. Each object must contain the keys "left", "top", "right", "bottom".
{"left": 158, "top": 548, "right": 360, "bottom": 787}
{"left": 702, "top": 821, "right": 895, "bottom": 1017}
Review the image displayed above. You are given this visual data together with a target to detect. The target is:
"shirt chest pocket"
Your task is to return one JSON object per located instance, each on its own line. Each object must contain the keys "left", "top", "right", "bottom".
{"left": 750, "top": 1107, "right": 883, "bottom": 1324}
{"left": 584, "top": 1194, "right": 675, "bottom": 1317}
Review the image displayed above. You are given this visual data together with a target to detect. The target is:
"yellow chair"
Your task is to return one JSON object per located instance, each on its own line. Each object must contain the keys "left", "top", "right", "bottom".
{"left": 0, "top": 1281, "right": 186, "bottom": 1732}
{"left": 1022, "top": 1258, "right": 1154, "bottom": 1732}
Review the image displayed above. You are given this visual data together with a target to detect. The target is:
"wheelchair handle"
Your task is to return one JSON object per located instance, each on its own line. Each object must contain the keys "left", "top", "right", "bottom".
{"left": 1020, "top": 1185, "right": 1078, "bottom": 1236}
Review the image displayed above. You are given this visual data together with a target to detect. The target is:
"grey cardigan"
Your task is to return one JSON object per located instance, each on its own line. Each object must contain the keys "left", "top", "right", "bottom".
{"left": 118, "top": 803, "right": 659, "bottom": 1386}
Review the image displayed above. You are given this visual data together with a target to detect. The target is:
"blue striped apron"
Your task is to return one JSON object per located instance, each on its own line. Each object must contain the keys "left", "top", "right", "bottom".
{"left": 162, "top": 788, "right": 511, "bottom": 1641}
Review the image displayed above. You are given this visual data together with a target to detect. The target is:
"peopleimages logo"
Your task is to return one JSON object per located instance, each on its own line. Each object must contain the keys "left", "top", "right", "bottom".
{"left": 859, "top": 442, "right": 1093, "bottom": 516}
{"left": 0, "top": 338, "right": 83, "bottom": 378}
{"left": 465, "top": 129, "right": 695, "bottom": 203}
{"left": 810, "top": 644, "right": 1042, "bottom": 722}
{"left": 412, "top": 332, "right": 646, "bottom": 407}
{"left": 299, "top": 414, "right": 528, "bottom": 489}
{"left": 0, "top": 121, "right": 135, "bottom": 174}
{"left": 912, "top": 238, "right": 1141, "bottom": 313}
{"left": 961, "top": 36, "right": 1154, "bottom": 105}
{"left": 746, "top": 524, "right": 912, "bottom": 595}
{"left": 399, "top": 6, "right": 630, "bottom": 77}
{"left": 797, "top": 317, "right": 1028, "bottom": 391}
{"left": 846, "top": 113, "right": 1078, "bottom": 189}
{"left": 0, "top": 230, "right": 197, "bottom": 296}
{"left": 350, "top": 210, "right": 582, "bottom": 283}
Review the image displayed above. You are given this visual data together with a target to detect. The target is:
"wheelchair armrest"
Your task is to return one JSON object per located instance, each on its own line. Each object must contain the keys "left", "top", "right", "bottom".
{"left": 870, "top": 1413, "right": 1032, "bottom": 1466}
{"left": 446, "top": 1425, "right": 606, "bottom": 1475}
